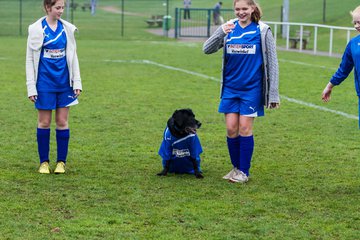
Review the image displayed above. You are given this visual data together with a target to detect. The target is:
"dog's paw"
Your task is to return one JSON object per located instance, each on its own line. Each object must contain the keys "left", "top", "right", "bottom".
{"left": 157, "top": 170, "right": 168, "bottom": 176}
{"left": 195, "top": 173, "right": 204, "bottom": 179}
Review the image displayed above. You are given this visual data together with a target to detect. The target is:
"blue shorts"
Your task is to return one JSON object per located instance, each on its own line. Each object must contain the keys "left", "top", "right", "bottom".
{"left": 35, "top": 90, "right": 79, "bottom": 110}
{"left": 218, "top": 98, "right": 264, "bottom": 117}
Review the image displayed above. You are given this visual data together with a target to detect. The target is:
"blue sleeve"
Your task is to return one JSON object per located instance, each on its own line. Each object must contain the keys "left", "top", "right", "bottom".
{"left": 189, "top": 135, "right": 203, "bottom": 160}
{"left": 158, "top": 138, "right": 172, "bottom": 161}
{"left": 330, "top": 41, "right": 354, "bottom": 85}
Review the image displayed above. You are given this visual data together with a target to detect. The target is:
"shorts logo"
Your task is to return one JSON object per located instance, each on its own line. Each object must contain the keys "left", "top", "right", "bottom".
{"left": 249, "top": 106, "right": 256, "bottom": 112}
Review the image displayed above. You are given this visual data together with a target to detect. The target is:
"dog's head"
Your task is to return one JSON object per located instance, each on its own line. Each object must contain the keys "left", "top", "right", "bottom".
{"left": 167, "top": 108, "right": 201, "bottom": 138}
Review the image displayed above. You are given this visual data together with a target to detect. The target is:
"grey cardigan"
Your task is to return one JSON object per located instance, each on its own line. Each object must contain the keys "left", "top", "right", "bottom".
{"left": 203, "top": 20, "right": 279, "bottom": 108}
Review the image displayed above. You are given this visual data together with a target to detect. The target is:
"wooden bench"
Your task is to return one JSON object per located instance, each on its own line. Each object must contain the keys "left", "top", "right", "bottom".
{"left": 81, "top": 3, "right": 91, "bottom": 11}
{"left": 70, "top": 2, "right": 79, "bottom": 10}
{"left": 146, "top": 15, "right": 164, "bottom": 27}
{"left": 289, "top": 30, "right": 311, "bottom": 49}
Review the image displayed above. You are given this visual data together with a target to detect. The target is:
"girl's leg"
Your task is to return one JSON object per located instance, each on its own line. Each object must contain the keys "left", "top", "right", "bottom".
{"left": 55, "top": 107, "right": 70, "bottom": 163}
{"left": 225, "top": 113, "right": 240, "bottom": 168}
{"left": 238, "top": 116, "right": 255, "bottom": 176}
{"left": 37, "top": 110, "right": 52, "bottom": 163}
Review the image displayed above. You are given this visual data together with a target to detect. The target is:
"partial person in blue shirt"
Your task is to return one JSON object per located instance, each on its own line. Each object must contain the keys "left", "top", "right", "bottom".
{"left": 26, "top": 0, "right": 82, "bottom": 174}
{"left": 322, "top": 5, "right": 360, "bottom": 128}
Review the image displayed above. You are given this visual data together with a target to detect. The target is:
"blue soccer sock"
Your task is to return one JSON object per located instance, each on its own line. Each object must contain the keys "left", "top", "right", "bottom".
{"left": 227, "top": 136, "right": 241, "bottom": 169}
{"left": 239, "top": 135, "right": 254, "bottom": 176}
{"left": 37, "top": 128, "right": 50, "bottom": 164}
{"left": 56, "top": 129, "right": 70, "bottom": 163}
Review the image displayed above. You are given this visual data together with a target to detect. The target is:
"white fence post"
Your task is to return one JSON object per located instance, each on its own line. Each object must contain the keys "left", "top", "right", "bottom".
{"left": 274, "top": 24, "right": 277, "bottom": 46}
{"left": 286, "top": 24, "right": 290, "bottom": 50}
{"left": 313, "top": 26, "right": 318, "bottom": 54}
{"left": 299, "top": 25, "right": 303, "bottom": 52}
{"left": 329, "top": 28, "right": 333, "bottom": 56}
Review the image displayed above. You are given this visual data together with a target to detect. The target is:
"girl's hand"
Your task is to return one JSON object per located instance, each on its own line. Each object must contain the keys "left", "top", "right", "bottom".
{"left": 222, "top": 21, "right": 235, "bottom": 33}
{"left": 269, "top": 103, "right": 280, "bottom": 109}
{"left": 322, "top": 82, "right": 333, "bottom": 102}
{"left": 29, "top": 96, "right": 37, "bottom": 102}
{"left": 74, "top": 89, "right": 81, "bottom": 97}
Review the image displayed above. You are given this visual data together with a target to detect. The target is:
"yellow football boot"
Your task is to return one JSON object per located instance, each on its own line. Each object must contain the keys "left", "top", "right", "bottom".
{"left": 54, "top": 161, "right": 66, "bottom": 174}
{"left": 39, "top": 162, "right": 51, "bottom": 174}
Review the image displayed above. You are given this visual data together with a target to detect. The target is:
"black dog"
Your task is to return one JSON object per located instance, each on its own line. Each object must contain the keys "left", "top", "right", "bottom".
{"left": 157, "top": 109, "right": 203, "bottom": 178}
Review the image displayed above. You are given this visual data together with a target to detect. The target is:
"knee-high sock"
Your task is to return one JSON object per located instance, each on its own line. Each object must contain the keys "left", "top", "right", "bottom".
{"left": 56, "top": 129, "right": 70, "bottom": 163}
{"left": 37, "top": 128, "right": 50, "bottom": 164}
{"left": 227, "top": 136, "right": 241, "bottom": 169}
{"left": 239, "top": 135, "right": 254, "bottom": 176}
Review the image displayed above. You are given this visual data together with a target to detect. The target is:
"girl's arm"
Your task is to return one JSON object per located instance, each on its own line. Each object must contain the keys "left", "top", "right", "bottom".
{"left": 265, "top": 29, "right": 280, "bottom": 107}
{"left": 203, "top": 26, "right": 226, "bottom": 54}
{"left": 330, "top": 42, "right": 354, "bottom": 86}
{"left": 25, "top": 33, "right": 38, "bottom": 98}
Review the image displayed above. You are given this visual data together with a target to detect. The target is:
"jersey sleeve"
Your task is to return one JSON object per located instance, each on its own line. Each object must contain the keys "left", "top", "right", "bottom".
{"left": 189, "top": 135, "right": 203, "bottom": 160}
{"left": 158, "top": 128, "right": 172, "bottom": 160}
{"left": 330, "top": 41, "right": 354, "bottom": 86}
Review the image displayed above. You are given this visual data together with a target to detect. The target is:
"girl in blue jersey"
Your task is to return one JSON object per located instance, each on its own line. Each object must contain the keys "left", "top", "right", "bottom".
{"left": 203, "top": 0, "right": 279, "bottom": 183}
{"left": 322, "top": 6, "right": 360, "bottom": 128}
{"left": 26, "top": 0, "right": 82, "bottom": 174}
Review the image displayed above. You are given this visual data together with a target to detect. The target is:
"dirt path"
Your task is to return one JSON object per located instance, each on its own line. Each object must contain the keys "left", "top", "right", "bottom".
{"left": 100, "top": 6, "right": 146, "bottom": 17}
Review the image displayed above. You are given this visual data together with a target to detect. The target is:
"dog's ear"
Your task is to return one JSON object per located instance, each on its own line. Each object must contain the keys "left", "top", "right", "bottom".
{"left": 172, "top": 110, "right": 186, "bottom": 128}
{"left": 167, "top": 116, "right": 174, "bottom": 127}
{"left": 175, "top": 116, "right": 184, "bottom": 128}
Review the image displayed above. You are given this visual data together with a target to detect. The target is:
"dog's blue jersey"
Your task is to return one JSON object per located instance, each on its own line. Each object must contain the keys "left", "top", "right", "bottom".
{"left": 37, "top": 19, "right": 70, "bottom": 92}
{"left": 158, "top": 127, "right": 203, "bottom": 174}
{"left": 223, "top": 21, "right": 263, "bottom": 98}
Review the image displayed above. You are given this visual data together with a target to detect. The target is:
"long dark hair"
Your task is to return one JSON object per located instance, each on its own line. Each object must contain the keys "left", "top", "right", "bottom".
{"left": 233, "top": 0, "right": 262, "bottom": 23}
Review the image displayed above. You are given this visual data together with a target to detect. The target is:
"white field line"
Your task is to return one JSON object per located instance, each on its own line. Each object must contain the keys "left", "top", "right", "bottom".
{"left": 104, "top": 59, "right": 220, "bottom": 82}
{"left": 105, "top": 59, "right": 358, "bottom": 121}
{"left": 280, "top": 96, "right": 358, "bottom": 120}
{"left": 278, "top": 58, "right": 338, "bottom": 71}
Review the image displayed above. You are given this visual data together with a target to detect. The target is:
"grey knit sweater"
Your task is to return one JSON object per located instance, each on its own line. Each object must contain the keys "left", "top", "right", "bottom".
{"left": 203, "top": 20, "right": 280, "bottom": 108}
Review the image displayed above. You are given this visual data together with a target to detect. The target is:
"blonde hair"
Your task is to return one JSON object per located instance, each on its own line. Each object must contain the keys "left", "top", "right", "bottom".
{"left": 350, "top": 5, "right": 360, "bottom": 17}
{"left": 233, "top": 0, "right": 262, "bottom": 23}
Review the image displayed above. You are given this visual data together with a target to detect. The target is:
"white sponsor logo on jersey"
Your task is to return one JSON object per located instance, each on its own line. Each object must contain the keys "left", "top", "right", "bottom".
{"left": 43, "top": 48, "right": 66, "bottom": 59}
{"left": 227, "top": 44, "right": 256, "bottom": 54}
{"left": 172, "top": 148, "right": 191, "bottom": 158}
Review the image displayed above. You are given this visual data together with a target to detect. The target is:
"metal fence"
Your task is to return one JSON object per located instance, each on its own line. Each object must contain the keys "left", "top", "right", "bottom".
{"left": 266, "top": 21, "right": 356, "bottom": 56}
{"left": 174, "top": 8, "right": 234, "bottom": 38}
{"left": 1, "top": 0, "right": 357, "bottom": 56}
{"left": 172, "top": 8, "right": 357, "bottom": 56}
{"left": 0, "top": 0, "right": 176, "bottom": 38}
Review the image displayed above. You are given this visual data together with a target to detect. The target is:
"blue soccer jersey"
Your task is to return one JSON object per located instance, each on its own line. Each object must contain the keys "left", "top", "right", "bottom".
{"left": 330, "top": 35, "right": 360, "bottom": 94}
{"left": 223, "top": 21, "right": 263, "bottom": 98}
{"left": 158, "top": 127, "right": 203, "bottom": 174}
{"left": 37, "top": 19, "right": 70, "bottom": 92}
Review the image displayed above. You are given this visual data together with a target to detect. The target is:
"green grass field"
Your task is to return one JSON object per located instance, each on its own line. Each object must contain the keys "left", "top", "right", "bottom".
{"left": 0, "top": 0, "right": 360, "bottom": 239}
